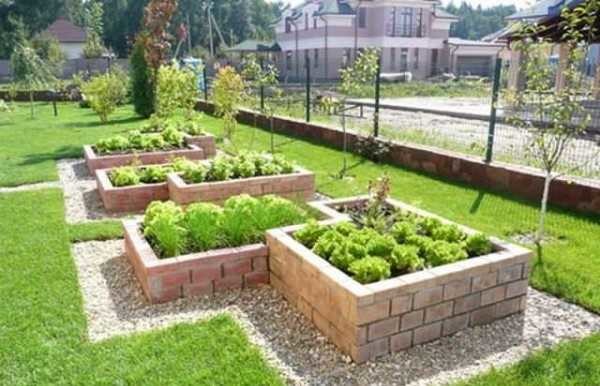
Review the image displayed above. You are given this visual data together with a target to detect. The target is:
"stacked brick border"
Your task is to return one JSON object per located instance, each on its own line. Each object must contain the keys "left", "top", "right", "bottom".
{"left": 196, "top": 100, "right": 600, "bottom": 216}
{"left": 266, "top": 196, "right": 532, "bottom": 363}
{"left": 123, "top": 220, "right": 270, "bottom": 303}
{"left": 96, "top": 168, "right": 169, "bottom": 213}
{"left": 167, "top": 167, "right": 315, "bottom": 205}
{"left": 123, "top": 200, "right": 338, "bottom": 303}
{"left": 184, "top": 134, "right": 217, "bottom": 158}
{"left": 84, "top": 144, "right": 205, "bottom": 174}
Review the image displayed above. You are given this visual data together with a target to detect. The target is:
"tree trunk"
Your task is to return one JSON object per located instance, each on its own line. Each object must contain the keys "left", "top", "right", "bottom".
{"left": 341, "top": 113, "right": 347, "bottom": 177}
{"left": 536, "top": 173, "right": 553, "bottom": 245}
{"left": 270, "top": 116, "right": 274, "bottom": 154}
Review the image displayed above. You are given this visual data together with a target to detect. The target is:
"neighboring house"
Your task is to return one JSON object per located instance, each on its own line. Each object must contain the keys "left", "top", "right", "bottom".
{"left": 273, "top": 0, "right": 503, "bottom": 82}
{"left": 43, "top": 18, "right": 87, "bottom": 59}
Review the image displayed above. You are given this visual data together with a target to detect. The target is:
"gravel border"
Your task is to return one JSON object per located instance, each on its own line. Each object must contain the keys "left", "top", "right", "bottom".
{"left": 72, "top": 240, "right": 600, "bottom": 386}
{"left": 57, "top": 159, "right": 141, "bottom": 224}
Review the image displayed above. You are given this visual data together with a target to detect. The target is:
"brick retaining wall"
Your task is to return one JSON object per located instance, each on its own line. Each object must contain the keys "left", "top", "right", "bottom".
{"left": 195, "top": 100, "right": 600, "bottom": 216}
{"left": 96, "top": 169, "right": 169, "bottom": 213}
{"left": 123, "top": 220, "right": 270, "bottom": 303}
{"left": 266, "top": 197, "right": 532, "bottom": 363}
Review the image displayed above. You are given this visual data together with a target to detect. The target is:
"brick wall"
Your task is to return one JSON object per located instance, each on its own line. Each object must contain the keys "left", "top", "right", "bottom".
{"left": 123, "top": 220, "right": 269, "bottom": 303}
{"left": 266, "top": 198, "right": 532, "bottom": 363}
{"left": 196, "top": 100, "right": 600, "bottom": 216}
{"left": 96, "top": 169, "right": 169, "bottom": 213}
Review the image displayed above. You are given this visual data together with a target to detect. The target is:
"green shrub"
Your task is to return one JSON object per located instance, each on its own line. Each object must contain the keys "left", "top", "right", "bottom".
{"left": 184, "top": 203, "right": 223, "bottom": 251}
{"left": 389, "top": 245, "right": 423, "bottom": 273}
{"left": 82, "top": 72, "right": 127, "bottom": 123}
{"left": 431, "top": 224, "right": 466, "bottom": 243}
{"left": 155, "top": 64, "right": 198, "bottom": 117}
{"left": 348, "top": 256, "right": 391, "bottom": 284}
{"left": 424, "top": 240, "right": 468, "bottom": 267}
{"left": 294, "top": 220, "right": 328, "bottom": 249}
{"left": 465, "top": 233, "right": 493, "bottom": 257}
{"left": 130, "top": 39, "right": 154, "bottom": 117}
{"left": 110, "top": 166, "right": 140, "bottom": 187}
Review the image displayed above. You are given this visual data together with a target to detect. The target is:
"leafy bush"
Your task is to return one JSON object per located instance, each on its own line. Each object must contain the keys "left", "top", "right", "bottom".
{"left": 130, "top": 39, "right": 154, "bottom": 117}
{"left": 155, "top": 64, "right": 198, "bottom": 117}
{"left": 213, "top": 66, "right": 245, "bottom": 139}
{"left": 355, "top": 135, "right": 391, "bottom": 163}
{"left": 424, "top": 240, "right": 468, "bottom": 267}
{"left": 111, "top": 166, "right": 141, "bottom": 187}
{"left": 141, "top": 112, "right": 206, "bottom": 135}
{"left": 82, "top": 72, "right": 127, "bottom": 122}
{"left": 184, "top": 203, "right": 223, "bottom": 251}
{"left": 389, "top": 245, "right": 423, "bottom": 273}
{"left": 348, "top": 257, "right": 391, "bottom": 284}
{"left": 465, "top": 233, "right": 493, "bottom": 257}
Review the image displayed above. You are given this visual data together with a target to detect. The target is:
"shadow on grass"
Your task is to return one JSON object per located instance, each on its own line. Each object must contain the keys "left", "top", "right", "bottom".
{"left": 19, "top": 145, "right": 82, "bottom": 166}
{"left": 61, "top": 115, "right": 144, "bottom": 129}
{"left": 469, "top": 191, "right": 486, "bottom": 214}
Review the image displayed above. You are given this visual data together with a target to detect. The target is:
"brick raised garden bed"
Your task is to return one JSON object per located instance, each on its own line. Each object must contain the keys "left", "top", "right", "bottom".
{"left": 84, "top": 144, "right": 205, "bottom": 174}
{"left": 184, "top": 134, "right": 217, "bottom": 158}
{"left": 96, "top": 168, "right": 169, "bottom": 213}
{"left": 167, "top": 168, "right": 316, "bottom": 205}
{"left": 123, "top": 200, "right": 337, "bottom": 304}
{"left": 266, "top": 196, "right": 533, "bottom": 363}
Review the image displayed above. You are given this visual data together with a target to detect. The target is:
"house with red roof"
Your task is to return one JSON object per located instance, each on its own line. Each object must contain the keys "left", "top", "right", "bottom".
{"left": 42, "top": 18, "right": 87, "bottom": 59}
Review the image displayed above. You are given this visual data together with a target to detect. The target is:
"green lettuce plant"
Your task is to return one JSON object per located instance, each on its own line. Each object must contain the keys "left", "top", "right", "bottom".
{"left": 348, "top": 256, "right": 391, "bottom": 284}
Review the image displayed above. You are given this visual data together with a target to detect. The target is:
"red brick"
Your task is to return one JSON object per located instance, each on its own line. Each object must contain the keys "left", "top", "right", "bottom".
{"left": 391, "top": 295, "right": 412, "bottom": 315}
{"left": 454, "top": 293, "right": 481, "bottom": 314}
{"left": 443, "top": 314, "right": 469, "bottom": 336}
{"left": 506, "top": 280, "right": 529, "bottom": 298}
{"left": 496, "top": 297, "right": 521, "bottom": 318}
{"left": 192, "top": 265, "right": 222, "bottom": 282}
{"left": 390, "top": 331, "right": 413, "bottom": 352}
{"left": 244, "top": 271, "right": 269, "bottom": 287}
{"left": 425, "top": 301, "right": 453, "bottom": 323}
{"left": 252, "top": 256, "right": 268, "bottom": 271}
{"left": 481, "top": 285, "right": 506, "bottom": 306}
{"left": 443, "top": 278, "right": 471, "bottom": 300}
{"left": 223, "top": 259, "right": 252, "bottom": 276}
{"left": 357, "top": 301, "right": 390, "bottom": 325}
{"left": 499, "top": 264, "right": 523, "bottom": 284}
{"left": 367, "top": 317, "right": 399, "bottom": 341}
{"left": 214, "top": 275, "right": 243, "bottom": 291}
{"left": 401, "top": 310, "right": 424, "bottom": 331}
{"left": 472, "top": 272, "right": 498, "bottom": 292}
{"left": 153, "top": 286, "right": 182, "bottom": 303}
{"left": 161, "top": 271, "right": 190, "bottom": 287}
{"left": 414, "top": 286, "right": 443, "bottom": 309}
{"left": 470, "top": 304, "right": 497, "bottom": 326}
{"left": 413, "top": 322, "right": 442, "bottom": 345}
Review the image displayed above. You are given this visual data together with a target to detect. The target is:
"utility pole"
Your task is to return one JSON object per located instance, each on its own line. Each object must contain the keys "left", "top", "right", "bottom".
{"left": 186, "top": 14, "right": 192, "bottom": 54}
{"left": 208, "top": 3, "right": 214, "bottom": 57}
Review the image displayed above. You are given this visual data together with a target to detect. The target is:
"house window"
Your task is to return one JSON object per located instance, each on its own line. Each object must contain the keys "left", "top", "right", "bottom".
{"left": 390, "top": 48, "right": 396, "bottom": 71}
{"left": 286, "top": 51, "right": 293, "bottom": 70}
{"left": 313, "top": 12, "right": 318, "bottom": 28}
{"left": 358, "top": 8, "right": 367, "bottom": 28}
{"left": 305, "top": 13, "right": 309, "bottom": 30}
{"left": 415, "top": 9, "right": 424, "bottom": 37}
{"left": 314, "top": 49, "right": 319, "bottom": 68}
{"left": 400, "top": 48, "right": 409, "bottom": 71}
{"left": 398, "top": 8, "right": 414, "bottom": 37}
{"left": 414, "top": 48, "right": 419, "bottom": 69}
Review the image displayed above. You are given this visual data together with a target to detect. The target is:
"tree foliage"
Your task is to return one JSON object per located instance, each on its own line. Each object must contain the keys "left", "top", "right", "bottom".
{"left": 444, "top": 2, "right": 516, "bottom": 40}
{"left": 213, "top": 66, "right": 245, "bottom": 140}
{"left": 82, "top": 69, "right": 128, "bottom": 122}
{"left": 140, "top": 0, "right": 178, "bottom": 73}
{"left": 130, "top": 38, "right": 155, "bottom": 117}
{"left": 507, "top": 0, "right": 599, "bottom": 243}
{"left": 155, "top": 64, "right": 198, "bottom": 118}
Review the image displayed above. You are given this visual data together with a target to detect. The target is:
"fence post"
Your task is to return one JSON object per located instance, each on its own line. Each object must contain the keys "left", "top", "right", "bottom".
{"left": 203, "top": 66, "right": 208, "bottom": 101}
{"left": 305, "top": 56, "right": 311, "bottom": 123}
{"left": 374, "top": 54, "right": 382, "bottom": 137}
{"left": 259, "top": 57, "right": 265, "bottom": 112}
{"left": 485, "top": 58, "right": 503, "bottom": 163}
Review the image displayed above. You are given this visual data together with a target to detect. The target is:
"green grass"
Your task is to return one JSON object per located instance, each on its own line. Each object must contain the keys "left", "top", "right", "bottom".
{"left": 0, "top": 189, "right": 283, "bottom": 385}
{"left": 458, "top": 335, "right": 600, "bottom": 385}
{"left": 67, "top": 220, "right": 124, "bottom": 242}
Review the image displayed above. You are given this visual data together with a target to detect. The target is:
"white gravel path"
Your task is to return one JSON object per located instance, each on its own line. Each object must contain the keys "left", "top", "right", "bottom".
{"left": 57, "top": 159, "right": 140, "bottom": 224}
{"left": 72, "top": 240, "right": 600, "bottom": 386}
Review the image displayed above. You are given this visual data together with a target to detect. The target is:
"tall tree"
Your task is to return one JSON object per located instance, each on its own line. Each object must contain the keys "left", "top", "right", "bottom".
{"left": 444, "top": 2, "right": 516, "bottom": 40}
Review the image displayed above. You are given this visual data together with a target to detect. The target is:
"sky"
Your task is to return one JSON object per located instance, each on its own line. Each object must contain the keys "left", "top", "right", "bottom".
{"left": 275, "top": 0, "right": 535, "bottom": 10}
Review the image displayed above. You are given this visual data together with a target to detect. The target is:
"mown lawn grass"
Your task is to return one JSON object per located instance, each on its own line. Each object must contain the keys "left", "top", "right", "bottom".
{"left": 0, "top": 189, "right": 283, "bottom": 385}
